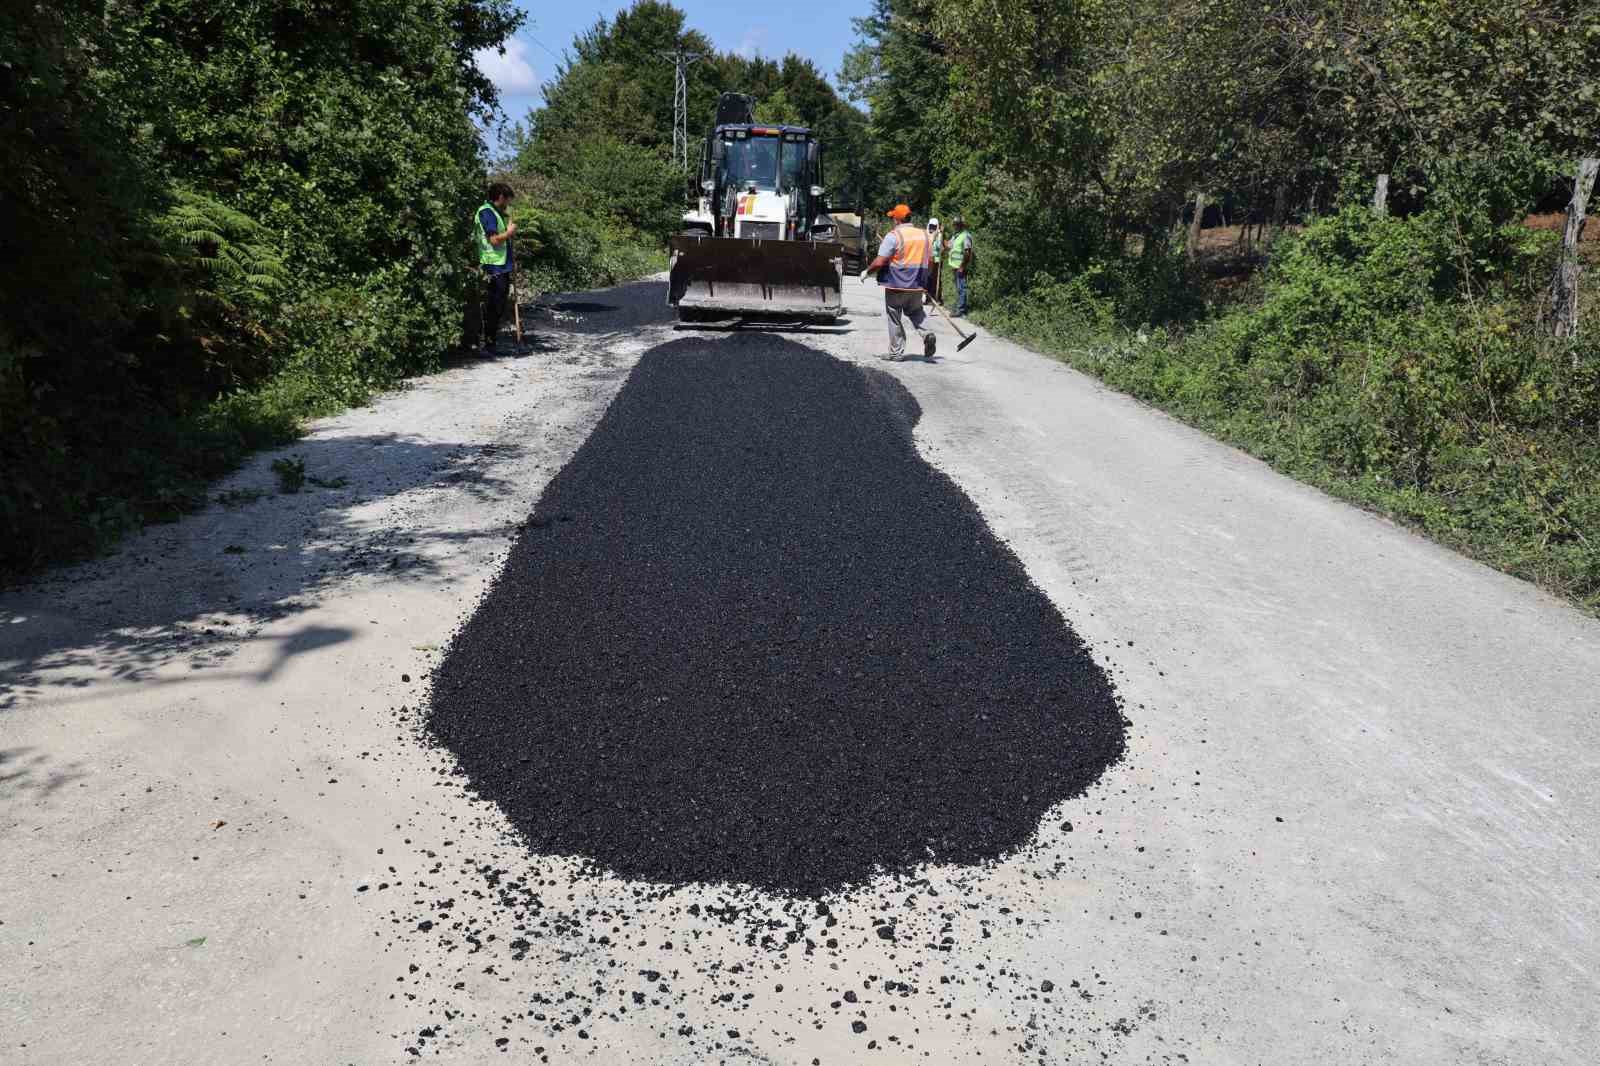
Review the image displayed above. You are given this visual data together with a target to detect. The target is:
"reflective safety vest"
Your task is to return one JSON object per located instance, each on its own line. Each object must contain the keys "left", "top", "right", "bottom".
{"left": 946, "top": 230, "right": 973, "bottom": 269}
{"left": 879, "top": 224, "right": 931, "bottom": 292}
{"left": 475, "top": 202, "right": 508, "bottom": 268}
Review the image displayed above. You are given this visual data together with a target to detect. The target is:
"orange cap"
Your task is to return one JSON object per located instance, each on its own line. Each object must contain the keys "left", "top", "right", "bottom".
{"left": 886, "top": 204, "right": 911, "bottom": 221}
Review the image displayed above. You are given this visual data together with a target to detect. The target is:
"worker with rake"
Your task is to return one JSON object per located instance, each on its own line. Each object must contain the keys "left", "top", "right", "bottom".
{"left": 863, "top": 204, "right": 937, "bottom": 362}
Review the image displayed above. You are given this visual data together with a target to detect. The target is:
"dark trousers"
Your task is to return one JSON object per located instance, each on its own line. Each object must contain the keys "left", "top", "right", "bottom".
{"left": 928, "top": 262, "right": 942, "bottom": 304}
{"left": 482, "top": 271, "right": 511, "bottom": 346}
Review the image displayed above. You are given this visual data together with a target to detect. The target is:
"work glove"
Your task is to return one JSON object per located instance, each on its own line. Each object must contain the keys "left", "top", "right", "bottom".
{"left": 859, "top": 270, "right": 871, "bottom": 284}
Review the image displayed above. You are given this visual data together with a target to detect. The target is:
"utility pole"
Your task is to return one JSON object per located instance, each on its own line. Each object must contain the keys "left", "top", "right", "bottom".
{"left": 659, "top": 47, "right": 705, "bottom": 173}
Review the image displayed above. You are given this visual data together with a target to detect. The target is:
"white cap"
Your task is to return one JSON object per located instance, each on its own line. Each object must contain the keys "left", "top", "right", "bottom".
{"left": 928, "top": 217, "right": 940, "bottom": 228}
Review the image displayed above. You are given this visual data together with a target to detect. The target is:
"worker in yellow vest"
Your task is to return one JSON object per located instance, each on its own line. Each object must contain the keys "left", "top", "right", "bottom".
{"left": 474, "top": 182, "right": 518, "bottom": 354}
{"left": 947, "top": 216, "right": 975, "bottom": 317}
{"left": 861, "top": 204, "right": 936, "bottom": 361}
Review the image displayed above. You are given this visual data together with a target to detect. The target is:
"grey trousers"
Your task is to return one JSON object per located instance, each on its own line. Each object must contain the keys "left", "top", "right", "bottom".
{"left": 884, "top": 289, "right": 930, "bottom": 357}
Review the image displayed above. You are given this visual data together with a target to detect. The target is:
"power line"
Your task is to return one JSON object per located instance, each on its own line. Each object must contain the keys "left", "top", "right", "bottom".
{"left": 525, "top": 35, "right": 564, "bottom": 65}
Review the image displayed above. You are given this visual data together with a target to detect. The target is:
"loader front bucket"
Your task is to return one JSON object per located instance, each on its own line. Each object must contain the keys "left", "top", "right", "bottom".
{"left": 669, "top": 236, "right": 844, "bottom": 320}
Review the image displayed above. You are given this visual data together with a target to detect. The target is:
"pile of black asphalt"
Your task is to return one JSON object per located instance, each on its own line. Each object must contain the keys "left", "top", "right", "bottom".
{"left": 428, "top": 336, "right": 1126, "bottom": 897}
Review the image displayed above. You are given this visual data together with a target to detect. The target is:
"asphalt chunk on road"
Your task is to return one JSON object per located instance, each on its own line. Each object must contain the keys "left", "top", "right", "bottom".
{"left": 428, "top": 336, "right": 1126, "bottom": 896}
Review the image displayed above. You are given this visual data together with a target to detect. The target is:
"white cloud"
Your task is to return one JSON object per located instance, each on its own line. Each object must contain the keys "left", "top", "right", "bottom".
{"left": 475, "top": 39, "right": 539, "bottom": 95}
{"left": 735, "top": 27, "right": 770, "bottom": 59}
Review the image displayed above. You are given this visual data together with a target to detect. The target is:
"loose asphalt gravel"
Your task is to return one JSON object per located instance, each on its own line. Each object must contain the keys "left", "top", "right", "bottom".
{"left": 428, "top": 337, "right": 1126, "bottom": 895}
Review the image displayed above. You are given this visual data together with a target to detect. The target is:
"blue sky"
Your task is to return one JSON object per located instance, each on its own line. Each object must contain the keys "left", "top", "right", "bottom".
{"left": 477, "top": 1, "right": 868, "bottom": 137}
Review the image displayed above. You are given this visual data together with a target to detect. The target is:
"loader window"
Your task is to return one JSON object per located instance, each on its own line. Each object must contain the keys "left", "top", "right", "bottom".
{"left": 780, "top": 140, "right": 807, "bottom": 192}
{"left": 723, "top": 134, "right": 780, "bottom": 190}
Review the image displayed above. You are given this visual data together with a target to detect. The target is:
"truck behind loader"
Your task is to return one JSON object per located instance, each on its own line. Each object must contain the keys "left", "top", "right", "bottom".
{"left": 669, "top": 93, "right": 844, "bottom": 321}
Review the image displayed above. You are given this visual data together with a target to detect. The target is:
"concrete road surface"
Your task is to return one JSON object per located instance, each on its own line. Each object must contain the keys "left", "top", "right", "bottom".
{"left": 3, "top": 277, "right": 1596, "bottom": 1065}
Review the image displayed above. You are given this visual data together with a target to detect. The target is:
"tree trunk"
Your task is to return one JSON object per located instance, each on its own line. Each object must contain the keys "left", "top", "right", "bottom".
{"left": 1547, "top": 157, "right": 1599, "bottom": 341}
{"left": 1187, "top": 191, "right": 1206, "bottom": 263}
{"left": 1372, "top": 173, "right": 1390, "bottom": 216}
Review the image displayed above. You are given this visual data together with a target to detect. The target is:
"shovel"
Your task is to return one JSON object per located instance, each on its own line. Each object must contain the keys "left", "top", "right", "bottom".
{"left": 926, "top": 292, "right": 977, "bottom": 351}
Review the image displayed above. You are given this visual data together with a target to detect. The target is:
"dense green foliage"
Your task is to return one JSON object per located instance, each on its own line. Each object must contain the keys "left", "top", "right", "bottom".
{"left": 1, "top": 0, "right": 520, "bottom": 577}
{"left": 848, "top": 0, "right": 1600, "bottom": 609}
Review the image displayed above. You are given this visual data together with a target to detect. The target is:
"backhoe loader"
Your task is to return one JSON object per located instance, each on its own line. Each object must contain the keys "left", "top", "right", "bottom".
{"left": 670, "top": 93, "right": 844, "bottom": 321}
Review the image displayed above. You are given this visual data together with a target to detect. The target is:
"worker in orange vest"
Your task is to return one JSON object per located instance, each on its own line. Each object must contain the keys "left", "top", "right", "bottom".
{"left": 861, "top": 204, "right": 936, "bottom": 361}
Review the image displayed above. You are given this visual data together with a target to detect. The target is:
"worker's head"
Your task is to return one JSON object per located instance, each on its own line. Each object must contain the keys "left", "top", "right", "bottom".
{"left": 886, "top": 204, "right": 911, "bottom": 223}
{"left": 951, "top": 216, "right": 966, "bottom": 231}
{"left": 487, "top": 182, "right": 515, "bottom": 209}
{"left": 928, "top": 218, "right": 940, "bottom": 234}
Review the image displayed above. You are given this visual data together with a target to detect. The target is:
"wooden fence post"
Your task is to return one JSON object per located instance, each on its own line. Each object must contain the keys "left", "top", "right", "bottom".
{"left": 1547, "top": 157, "right": 1599, "bottom": 341}
{"left": 1187, "top": 191, "right": 1206, "bottom": 263}
{"left": 1372, "top": 173, "right": 1390, "bottom": 216}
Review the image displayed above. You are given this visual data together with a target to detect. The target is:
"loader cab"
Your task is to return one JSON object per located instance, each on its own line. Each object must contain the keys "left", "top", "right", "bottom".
{"left": 716, "top": 127, "right": 810, "bottom": 193}
{"left": 706, "top": 125, "right": 828, "bottom": 240}
{"left": 720, "top": 129, "right": 781, "bottom": 191}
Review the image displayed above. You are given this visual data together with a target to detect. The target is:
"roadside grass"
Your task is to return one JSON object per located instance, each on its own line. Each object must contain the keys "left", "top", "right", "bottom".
{"left": 971, "top": 210, "right": 1600, "bottom": 617}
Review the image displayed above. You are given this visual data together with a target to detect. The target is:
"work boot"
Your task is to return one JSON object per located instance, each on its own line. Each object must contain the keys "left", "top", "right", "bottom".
{"left": 879, "top": 352, "right": 907, "bottom": 362}
{"left": 923, "top": 332, "right": 937, "bottom": 359}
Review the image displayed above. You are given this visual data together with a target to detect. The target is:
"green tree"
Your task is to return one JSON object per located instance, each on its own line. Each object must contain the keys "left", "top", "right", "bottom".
{"left": 1278, "top": 0, "right": 1600, "bottom": 173}
{"left": 2, "top": 0, "right": 521, "bottom": 575}
{"left": 839, "top": 0, "right": 952, "bottom": 212}
{"left": 756, "top": 88, "right": 804, "bottom": 127}
{"left": 535, "top": 1, "right": 718, "bottom": 155}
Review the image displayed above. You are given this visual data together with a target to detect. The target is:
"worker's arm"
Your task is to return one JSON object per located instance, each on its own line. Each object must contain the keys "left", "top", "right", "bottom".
{"left": 863, "top": 229, "right": 899, "bottom": 280}
{"left": 481, "top": 206, "right": 518, "bottom": 246}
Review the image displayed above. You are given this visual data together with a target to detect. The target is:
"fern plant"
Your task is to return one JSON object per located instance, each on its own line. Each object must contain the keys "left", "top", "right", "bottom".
{"left": 124, "top": 185, "right": 289, "bottom": 399}
{"left": 151, "top": 186, "right": 286, "bottom": 315}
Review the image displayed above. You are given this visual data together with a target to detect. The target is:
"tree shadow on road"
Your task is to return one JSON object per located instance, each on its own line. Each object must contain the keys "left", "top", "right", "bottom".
{"left": 0, "top": 432, "right": 526, "bottom": 712}
{"left": 0, "top": 747, "right": 88, "bottom": 804}
{"left": 0, "top": 277, "right": 671, "bottom": 714}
